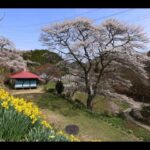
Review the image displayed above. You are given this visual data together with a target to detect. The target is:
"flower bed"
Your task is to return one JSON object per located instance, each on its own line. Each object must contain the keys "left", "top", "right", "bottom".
{"left": 0, "top": 88, "right": 79, "bottom": 142}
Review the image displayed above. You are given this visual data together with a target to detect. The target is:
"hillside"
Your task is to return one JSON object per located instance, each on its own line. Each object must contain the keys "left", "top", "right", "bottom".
{"left": 62, "top": 50, "right": 150, "bottom": 104}
{"left": 16, "top": 92, "right": 150, "bottom": 141}
{"left": 22, "top": 49, "right": 63, "bottom": 66}
{"left": 112, "top": 51, "right": 150, "bottom": 103}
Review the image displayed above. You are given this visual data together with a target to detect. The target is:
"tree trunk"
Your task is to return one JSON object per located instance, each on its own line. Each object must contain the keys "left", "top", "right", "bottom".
{"left": 87, "top": 94, "right": 94, "bottom": 110}
{"left": 86, "top": 83, "right": 95, "bottom": 110}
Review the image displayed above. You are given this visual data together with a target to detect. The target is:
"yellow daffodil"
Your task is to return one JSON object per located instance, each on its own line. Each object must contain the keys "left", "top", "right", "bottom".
{"left": 0, "top": 88, "right": 79, "bottom": 141}
{"left": 1, "top": 101, "right": 9, "bottom": 109}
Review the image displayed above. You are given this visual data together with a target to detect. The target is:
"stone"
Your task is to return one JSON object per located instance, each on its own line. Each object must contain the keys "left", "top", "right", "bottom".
{"left": 65, "top": 124, "right": 79, "bottom": 135}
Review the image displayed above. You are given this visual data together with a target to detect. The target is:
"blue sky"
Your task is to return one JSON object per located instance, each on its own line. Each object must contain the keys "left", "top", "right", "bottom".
{"left": 0, "top": 8, "right": 150, "bottom": 51}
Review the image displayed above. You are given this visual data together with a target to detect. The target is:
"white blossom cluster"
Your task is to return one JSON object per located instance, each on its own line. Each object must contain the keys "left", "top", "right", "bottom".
{"left": 0, "top": 50, "right": 27, "bottom": 72}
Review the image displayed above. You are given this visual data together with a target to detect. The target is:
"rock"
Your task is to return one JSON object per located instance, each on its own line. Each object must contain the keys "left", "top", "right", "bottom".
{"left": 130, "top": 108, "right": 145, "bottom": 121}
{"left": 109, "top": 101, "right": 121, "bottom": 114}
{"left": 65, "top": 124, "right": 79, "bottom": 135}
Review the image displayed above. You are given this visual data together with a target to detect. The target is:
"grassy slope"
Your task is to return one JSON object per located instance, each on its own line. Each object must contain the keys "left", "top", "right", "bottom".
{"left": 16, "top": 92, "right": 150, "bottom": 141}
{"left": 73, "top": 91, "right": 130, "bottom": 113}
{"left": 44, "top": 82, "right": 130, "bottom": 113}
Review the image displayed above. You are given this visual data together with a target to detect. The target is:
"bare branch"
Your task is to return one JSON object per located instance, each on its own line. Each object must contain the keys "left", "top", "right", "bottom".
{"left": 40, "top": 17, "right": 149, "bottom": 109}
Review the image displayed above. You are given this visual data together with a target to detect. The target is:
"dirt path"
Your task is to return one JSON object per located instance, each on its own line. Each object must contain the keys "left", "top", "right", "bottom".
{"left": 124, "top": 108, "right": 150, "bottom": 131}
{"left": 121, "top": 94, "right": 150, "bottom": 131}
{"left": 10, "top": 87, "right": 45, "bottom": 95}
{"left": 110, "top": 93, "right": 150, "bottom": 132}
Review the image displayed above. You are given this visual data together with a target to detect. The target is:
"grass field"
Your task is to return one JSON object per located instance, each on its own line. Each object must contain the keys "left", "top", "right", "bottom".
{"left": 16, "top": 92, "right": 150, "bottom": 141}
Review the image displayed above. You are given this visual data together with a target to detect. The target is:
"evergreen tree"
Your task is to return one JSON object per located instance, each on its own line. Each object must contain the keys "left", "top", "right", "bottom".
{"left": 55, "top": 80, "right": 64, "bottom": 94}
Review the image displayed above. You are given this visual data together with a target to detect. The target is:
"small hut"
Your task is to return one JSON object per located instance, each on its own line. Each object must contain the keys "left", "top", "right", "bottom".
{"left": 9, "top": 70, "right": 41, "bottom": 89}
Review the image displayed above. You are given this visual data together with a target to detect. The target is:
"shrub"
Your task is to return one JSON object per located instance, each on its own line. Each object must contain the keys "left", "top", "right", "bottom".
{"left": 141, "top": 106, "right": 150, "bottom": 118}
{"left": 55, "top": 80, "right": 64, "bottom": 94}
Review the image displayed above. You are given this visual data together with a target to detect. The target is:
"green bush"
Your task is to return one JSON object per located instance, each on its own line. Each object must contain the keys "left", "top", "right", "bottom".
{"left": 55, "top": 81, "right": 64, "bottom": 94}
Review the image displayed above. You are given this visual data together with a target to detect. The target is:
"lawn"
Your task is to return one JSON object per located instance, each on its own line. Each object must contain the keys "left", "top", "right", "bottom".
{"left": 43, "top": 81, "right": 56, "bottom": 91}
{"left": 16, "top": 92, "right": 150, "bottom": 141}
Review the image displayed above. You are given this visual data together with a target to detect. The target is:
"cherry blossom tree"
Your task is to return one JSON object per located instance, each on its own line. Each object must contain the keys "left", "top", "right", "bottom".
{"left": 40, "top": 18, "right": 149, "bottom": 110}
{"left": 0, "top": 36, "right": 15, "bottom": 51}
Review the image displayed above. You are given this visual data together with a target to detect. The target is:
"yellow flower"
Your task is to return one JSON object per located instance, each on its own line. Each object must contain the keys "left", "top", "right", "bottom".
{"left": 1, "top": 101, "right": 9, "bottom": 109}
{"left": 0, "top": 88, "right": 80, "bottom": 141}
{"left": 69, "top": 134, "right": 80, "bottom": 142}
{"left": 41, "top": 120, "right": 52, "bottom": 129}
{"left": 16, "top": 106, "right": 22, "bottom": 112}
{"left": 57, "top": 131, "right": 64, "bottom": 135}
{"left": 32, "top": 118, "right": 37, "bottom": 124}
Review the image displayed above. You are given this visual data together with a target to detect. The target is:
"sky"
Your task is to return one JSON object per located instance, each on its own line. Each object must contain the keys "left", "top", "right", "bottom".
{"left": 1, "top": 8, "right": 150, "bottom": 51}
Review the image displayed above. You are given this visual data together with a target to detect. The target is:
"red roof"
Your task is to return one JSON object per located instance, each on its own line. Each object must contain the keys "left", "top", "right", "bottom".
{"left": 36, "top": 63, "right": 53, "bottom": 71}
{"left": 9, "top": 71, "right": 40, "bottom": 79}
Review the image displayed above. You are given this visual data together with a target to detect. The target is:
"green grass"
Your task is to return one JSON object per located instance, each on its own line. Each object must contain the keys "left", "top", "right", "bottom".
{"left": 73, "top": 91, "right": 130, "bottom": 114}
{"left": 113, "top": 99, "right": 130, "bottom": 110}
{"left": 16, "top": 92, "right": 150, "bottom": 141}
{"left": 43, "top": 81, "right": 56, "bottom": 91}
{"left": 123, "top": 121, "right": 150, "bottom": 142}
